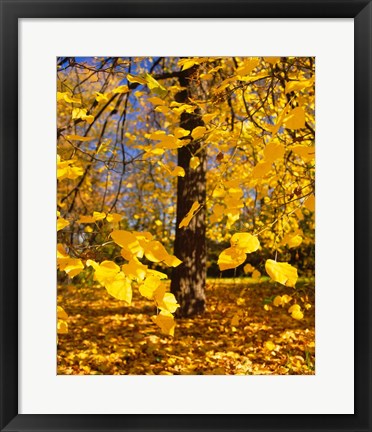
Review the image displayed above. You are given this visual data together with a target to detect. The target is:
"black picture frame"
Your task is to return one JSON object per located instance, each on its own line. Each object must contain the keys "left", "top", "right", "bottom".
{"left": 1, "top": 1, "right": 371, "bottom": 431}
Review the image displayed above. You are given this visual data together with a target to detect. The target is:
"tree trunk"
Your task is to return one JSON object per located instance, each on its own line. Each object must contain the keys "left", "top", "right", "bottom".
{"left": 170, "top": 68, "right": 207, "bottom": 317}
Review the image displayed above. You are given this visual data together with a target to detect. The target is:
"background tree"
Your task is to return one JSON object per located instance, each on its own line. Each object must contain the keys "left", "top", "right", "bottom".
{"left": 171, "top": 65, "right": 207, "bottom": 317}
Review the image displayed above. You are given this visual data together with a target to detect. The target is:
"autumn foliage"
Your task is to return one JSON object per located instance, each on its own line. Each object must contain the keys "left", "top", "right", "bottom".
{"left": 57, "top": 57, "right": 315, "bottom": 374}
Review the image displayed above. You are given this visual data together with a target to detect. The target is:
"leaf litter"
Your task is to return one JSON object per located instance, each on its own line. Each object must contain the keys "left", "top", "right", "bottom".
{"left": 57, "top": 278, "right": 315, "bottom": 375}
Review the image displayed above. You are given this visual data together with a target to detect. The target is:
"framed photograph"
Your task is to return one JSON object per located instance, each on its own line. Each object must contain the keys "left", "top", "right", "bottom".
{"left": 1, "top": 0, "right": 371, "bottom": 431}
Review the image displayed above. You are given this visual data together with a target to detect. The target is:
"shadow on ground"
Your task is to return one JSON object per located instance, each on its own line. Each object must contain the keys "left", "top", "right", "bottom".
{"left": 57, "top": 278, "right": 315, "bottom": 375}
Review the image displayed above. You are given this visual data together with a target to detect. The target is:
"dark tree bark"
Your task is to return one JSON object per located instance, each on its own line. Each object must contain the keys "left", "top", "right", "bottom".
{"left": 170, "top": 67, "right": 207, "bottom": 317}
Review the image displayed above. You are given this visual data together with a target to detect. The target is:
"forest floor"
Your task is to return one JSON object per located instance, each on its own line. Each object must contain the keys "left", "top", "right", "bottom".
{"left": 57, "top": 278, "right": 315, "bottom": 375}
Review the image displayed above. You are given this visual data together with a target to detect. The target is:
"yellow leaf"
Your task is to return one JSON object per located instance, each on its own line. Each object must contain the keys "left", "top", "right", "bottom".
{"left": 57, "top": 157, "right": 84, "bottom": 180}
{"left": 281, "top": 294, "right": 292, "bottom": 304}
{"left": 105, "top": 272, "right": 132, "bottom": 304}
{"left": 57, "top": 243, "right": 68, "bottom": 259}
{"left": 236, "top": 297, "right": 245, "bottom": 306}
{"left": 71, "top": 108, "right": 94, "bottom": 124}
{"left": 288, "top": 304, "right": 303, "bottom": 320}
{"left": 65, "top": 134, "right": 94, "bottom": 141}
{"left": 265, "top": 340, "right": 276, "bottom": 351}
{"left": 147, "top": 269, "right": 168, "bottom": 279}
{"left": 110, "top": 230, "right": 144, "bottom": 258}
{"left": 113, "top": 85, "right": 130, "bottom": 94}
{"left": 153, "top": 284, "right": 166, "bottom": 305}
{"left": 264, "top": 57, "right": 281, "bottom": 65}
{"left": 264, "top": 141, "right": 285, "bottom": 163}
{"left": 70, "top": 166, "right": 84, "bottom": 179}
{"left": 179, "top": 201, "right": 201, "bottom": 228}
{"left": 251, "top": 161, "right": 271, "bottom": 179}
{"left": 190, "top": 156, "right": 200, "bottom": 170}
{"left": 224, "top": 196, "right": 243, "bottom": 211}
{"left": 106, "top": 213, "right": 123, "bottom": 223}
{"left": 191, "top": 126, "right": 207, "bottom": 140}
{"left": 273, "top": 295, "right": 282, "bottom": 307}
{"left": 122, "top": 259, "right": 148, "bottom": 281}
{"left": 144, "top": 240, "right": 169, "bottom": 262}
{"left": 284, "top": 107, "right": 306, "bottom": 130}
{"left": 64, "top": 94, "right": 81, "bottom": 104}
{"left": 151, "top": 131, "right": 179, "bottom": 149}
{"left": 145, "top": 73, "right": 167, "bottom": 98}
{"left": 252, "top": 269, "right": 261, "bottom": 280}
{"left": 178, "top": 58, "right": 198, "bottom": 71}
{"left": 139, "top": 275, "right": 162, "bottom": 300}
{"left": 157, "top": 161, "right": 170, "bottom": 174}
{"left": 127, "top": 73, "right": 147, "bottom": 85}
{"left": 174, "top": 127, "right": 190, "bottom": 139}
{"left": 212, "top": 186, "right": 225, "bottom": 198}
{"left": 56, "top": 91, "right": 69, "bottom": 102}
{"left": 57, "top": 217, "right": 69, "bottom": 231}
{"left": 236, "top": 58, "right": 259, "bottom": 77}
{"left": 218, "top": 247, "right": 246, "bottom": 271}
{"left": 133, "top": 231, "right": 153, "bottom": 250}
{"left": 230, "top": 233, "right": 260, "bottom": 253}
{"left": 231, "top": 313, "right": 240, "bottom": 327}
{"left": 202, "top": 113, "right": 216, "bottom": 123}
{"left": 291, "top": 309, "right": 304, "bottom": 320}
{"left": 200, "top": 73, "right": 213, "bottom": 80}
{"left": 87, "top": 259, "right": 120, "bottom": 284}
{"left": 57, "top": 164, "right": 68, "bottom": 180}
{"left": 157, "top": 292, "right": 180, "bottom": 313}
{"left": 265, "top": 259, "right": 298, "bottom": 287}
{"left": 212, "top": 203, "right": 226, "bottom": 216}
{"left": 225, "top": 179, "right": 241, "bottom": 188}
{"left": 149, "top": 130, "right": 169, "bottom": 141}
{"left": 239, "top": 71, "right": 269, "bottom": 84}
{"left": 243, "top": 263, "right": 255, "bottom": 273}
{"left": 57, "top": 306, "right": 68, "bottom": 320}
{"left": 227, "top": 187, "right": 243, "bottom": 199}
{"left": 152, "top": 311, "right": 176, "bottom": 336}
{"left": 283, "top": 234, "right": 303, "bottom": 249}
{"left": 93, "top": 211, "right": 106, "bottom": 221}
{"left": 87, "top": 258, "right": 132, "bottom": 304}
{"left": 288, "top": 304, "right": 301, "bottom": 313}
{"left": 268, "top": 102, "right": 290, "bottom": 136}
{"left": 171, "top": 166, "right": 185, "bottom": 177}
{"left": 58, "top": 258, "right": 84, "bottom": 278}
{"left": 57, "top": 92, "right": 81, "bottom": 104}
{"left": 291, "top": 145, "right": 315, "bottom": 162}
{"left": 57, "top": 319, "right": 68, "bottom": 334}
{"left": 77, "top": 215, "right": 96, "bottom": 223}
{"left": 57, "top": 155, "right": 64, "bottom": 167}
{"left": 95, "top": 91, "right": 109, "bottom": 102}
{"left": 144, "top": 240, "right": 181, "bottom": 266}
{"left": 163, "top": 254, "right": 182, "bottom": 267}
{"left": 154, "top": 105, "right": 170, "bottom": 114}
{"left": 148, "top": 96, "right": 166, "bottom": 106}
{"left": 171, "top": 103, "right": 196, "bottom": 115}
{"left": 304, "top": 194, "right": 315, "bottom": 212}
{"left": 285, "top": 77, "right": 314, "bottom": 94}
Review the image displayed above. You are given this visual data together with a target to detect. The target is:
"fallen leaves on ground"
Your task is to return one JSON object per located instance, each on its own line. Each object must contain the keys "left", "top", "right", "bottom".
{"left": 57, "top": 278, "right": 315, "bottom": 375}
